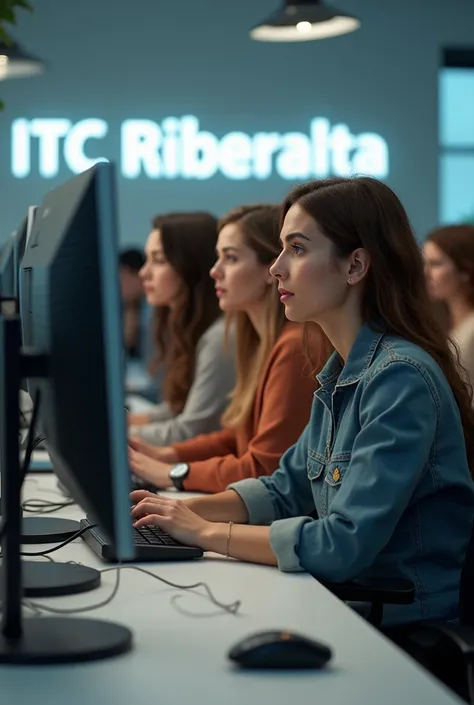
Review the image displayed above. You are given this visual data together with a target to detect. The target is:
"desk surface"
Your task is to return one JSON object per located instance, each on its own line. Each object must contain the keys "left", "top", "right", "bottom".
{"left": 125, "top": 393, "right": 157, "bottom": 415}
{"left": 125, "top": 360, "right": 154, "bottom": 394}
{"left": 2, "top": 472, "right": 462, "bottom": 705}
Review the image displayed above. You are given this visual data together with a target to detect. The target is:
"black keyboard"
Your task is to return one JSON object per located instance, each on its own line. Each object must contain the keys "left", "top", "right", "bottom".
{"left": 79, "top": 517, "right": 203, "bottom": 562}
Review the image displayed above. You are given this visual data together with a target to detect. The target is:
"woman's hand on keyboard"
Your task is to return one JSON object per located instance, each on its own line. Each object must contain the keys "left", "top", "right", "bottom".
{"left": 128, "top": 446, "right": 174, "bottom": 488}
{"left": 130, "top": 494, "right": 209, "bottom": 548}
{"left": 128, "top": 438, "right": 178, "bottom": 464}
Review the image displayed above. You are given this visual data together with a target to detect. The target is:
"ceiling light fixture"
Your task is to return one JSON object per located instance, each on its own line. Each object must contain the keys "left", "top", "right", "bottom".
{"left": 0, "top": 40, "right": 45, "bottom": 81}
{"left": 250, "top": 0, "right": 361, "bottom": 42}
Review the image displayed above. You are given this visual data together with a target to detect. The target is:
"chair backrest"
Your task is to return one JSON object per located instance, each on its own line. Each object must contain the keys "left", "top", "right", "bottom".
{"left": 460, "top": 520, "right": 474, "bottom": 627}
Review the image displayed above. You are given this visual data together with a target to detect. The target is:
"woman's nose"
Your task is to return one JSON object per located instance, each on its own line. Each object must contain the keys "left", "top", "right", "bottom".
{"left": 269, "top": 253, "right": 284, "bottom": 280}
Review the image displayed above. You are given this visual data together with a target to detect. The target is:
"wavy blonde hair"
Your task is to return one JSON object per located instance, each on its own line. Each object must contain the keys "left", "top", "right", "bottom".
{"left": 221, "top": 205, "right": 287, "bottom": 428}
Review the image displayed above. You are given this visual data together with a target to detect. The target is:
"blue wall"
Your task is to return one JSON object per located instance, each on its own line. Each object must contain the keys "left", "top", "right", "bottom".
{"left": 1, "top": 0, "right": 474, "bottom": 246}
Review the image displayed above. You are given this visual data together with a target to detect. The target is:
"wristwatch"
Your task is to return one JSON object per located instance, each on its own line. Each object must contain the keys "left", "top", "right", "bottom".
{"left": 169, "top": 462, "right": 190, "bottom": 491}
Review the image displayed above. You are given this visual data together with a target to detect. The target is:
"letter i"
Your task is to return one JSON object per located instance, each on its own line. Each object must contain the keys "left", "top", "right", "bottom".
{"left": 11, "top": 119, "right": 31, "bottom": 178}
{"left": 162, "top": 117, "right": 180, "bottom": 178}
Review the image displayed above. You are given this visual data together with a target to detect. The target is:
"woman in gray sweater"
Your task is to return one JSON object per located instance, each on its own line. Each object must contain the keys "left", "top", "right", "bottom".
{"left": 128, "top": 212, "right": 235, "bottom": 445}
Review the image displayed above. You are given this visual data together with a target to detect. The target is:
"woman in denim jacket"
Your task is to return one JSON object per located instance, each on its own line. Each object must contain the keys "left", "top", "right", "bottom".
{"left": 130, "top": 177, "right": 474, "bottom": 626}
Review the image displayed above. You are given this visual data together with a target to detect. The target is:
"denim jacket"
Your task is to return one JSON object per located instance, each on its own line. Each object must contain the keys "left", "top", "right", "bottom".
{"left": 229, "top": 325, "right": 474, "bottom": 626}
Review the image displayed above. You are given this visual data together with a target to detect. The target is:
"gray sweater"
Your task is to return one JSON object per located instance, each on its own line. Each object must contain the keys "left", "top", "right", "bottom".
{"left": 131, "top": 317, "right": 235, "bottom": 445}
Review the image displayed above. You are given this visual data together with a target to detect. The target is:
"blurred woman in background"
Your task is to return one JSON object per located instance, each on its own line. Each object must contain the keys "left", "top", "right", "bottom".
{"left": 424, "top": 225, "right": 474, "bottom": 390}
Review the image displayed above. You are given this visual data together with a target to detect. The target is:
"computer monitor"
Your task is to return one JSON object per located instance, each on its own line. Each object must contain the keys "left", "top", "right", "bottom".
{"left": 12, "top": 215, "right": 27, "bottom": 300}
{"left": 15, "top": 206, "right": 37, "bottom": 303}
{"left": 0, "top": 234, "right": 15, "bottom": 301}
{"left": 0, "top": 206, "right": 38, "bottom": 308}
{"left": 21, "top": 163, "right": 133, "bottom": 559}
{"left": 0, "top": 162, "right": 134, "bottom": 664}
{"left": 25, "top": 205, "right": 38, "bottom": 248}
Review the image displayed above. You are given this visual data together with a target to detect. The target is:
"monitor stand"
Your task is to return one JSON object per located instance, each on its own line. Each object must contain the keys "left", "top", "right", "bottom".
{"left": 0, "top": 506, "right": 97, "bottom": 596}
{"left": 0, "top": 507, "right": 81, "bottom": 543}
{"left": 21, "top": 516, "right": 81, "bottom": 544}
{"left": 0, "top": 489, "right": 98, "bottom": 597}
{"left": 0, "top": 315, "right": 132, "bottom": 662}
{"left": 0, "top": 561, "right": 100, "bottom": 598}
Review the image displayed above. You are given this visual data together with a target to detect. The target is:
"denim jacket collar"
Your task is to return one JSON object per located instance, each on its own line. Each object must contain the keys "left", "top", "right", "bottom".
{"left": 316, "top": 324, "right": 386, "bottom": 389}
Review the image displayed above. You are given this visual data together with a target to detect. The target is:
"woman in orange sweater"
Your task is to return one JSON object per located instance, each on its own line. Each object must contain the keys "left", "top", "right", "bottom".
{"left": 128, "top": 204, "right": 316, "bottom": 493}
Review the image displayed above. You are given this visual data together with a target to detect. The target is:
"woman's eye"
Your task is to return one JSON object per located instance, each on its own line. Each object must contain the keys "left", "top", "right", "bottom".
{"left": 292, "top": 245, "right": 304, "bottom": 255}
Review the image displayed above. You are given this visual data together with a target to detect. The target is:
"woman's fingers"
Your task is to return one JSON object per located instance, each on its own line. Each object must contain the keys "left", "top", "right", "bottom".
{"left": 129, "top": 438, "right": 154, "bottom": 456}
{"left": 129, "top": 457, "right": 141, "bottom": 474}
{"left": 133, "top": 513, "right": 171, "bottom": 530}
{"left": 129, "top": 450, "right": 148, "bottom": 476}
{"left": 130, "top": 489, "right": 155, "bottom": 503}
{"left": 130, "top": 489, "right": 173, "bottom": 503}
{"left": 131, "top": 498, "right": 171, "bottom": 519}
{"left": 128, "top": 447, "right": 139, "bottom": 465}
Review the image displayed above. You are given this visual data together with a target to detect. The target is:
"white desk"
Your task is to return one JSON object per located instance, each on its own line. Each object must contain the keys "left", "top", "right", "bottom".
{"left": 1, "top": 473, "right": 463, "bottom": 705}
{"left": 125, "top": 394, "right": 157, "bottom": 415}
{"left": 27, "top": 450, "right": 52, "bottom": 471}
{"left": 125, "top": 360, "right": 154, "bottom": 395}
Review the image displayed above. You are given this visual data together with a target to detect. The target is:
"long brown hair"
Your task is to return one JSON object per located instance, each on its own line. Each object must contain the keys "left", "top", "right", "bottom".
{"left": 150, "top": 212, "right": 221, "bottom": 414}
{"left": 220, "top": 205, "right": 286, "bottom": 428}
{"left": 426, "top": 225, "right": 474, "bottom": 307}
{"left": 282, "top": 177, "right": 474, "bottom": 473}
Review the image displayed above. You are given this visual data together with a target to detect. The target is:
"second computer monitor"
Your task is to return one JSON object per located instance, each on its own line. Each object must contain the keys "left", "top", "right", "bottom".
{"left": 15, "top": 206, "right": 38, "bottom": 302}
{"left": 0, "top": 235, "right": 15, "bottom": 301}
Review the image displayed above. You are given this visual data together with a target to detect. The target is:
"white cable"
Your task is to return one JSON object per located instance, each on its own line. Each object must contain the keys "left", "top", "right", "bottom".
{"left": 23, "top": 564, "right": 241, "bottom": 618}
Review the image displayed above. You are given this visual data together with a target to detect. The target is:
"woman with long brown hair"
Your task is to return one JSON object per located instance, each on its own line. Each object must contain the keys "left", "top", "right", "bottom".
{"left": 131, "top": 178, "right": 474, "bottom": 627}
{"left": 424, "top": 225, "right": 474, "bottom": 390}
{"left": 128, "top": 204, "right": 316, "bottom": 492}
{"left": 128, "top": 212, "right": 235, "bottom": 445}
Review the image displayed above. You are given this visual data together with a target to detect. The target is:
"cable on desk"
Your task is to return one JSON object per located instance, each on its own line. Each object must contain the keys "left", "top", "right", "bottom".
{"left": 0, "top": 524, "right": 93, "bottom": 566}
{"left": 0, "top": 390, "right": 42, "bottom": 543}
{"left": 24, "top": 564, "right": 241, "bottom": 617}
{"left": 115, "top": 565, "right": 241, "bottom": 616}
{"left": 31, "top": 435, "right": 46, "bottom": 451}
{"left": 40, "top": 553, "right": 56, "bottom": 563}
{"left": 21, "top": 498, "right": 75, "bottom": 514}
{"left": 23, "top": 567, "right": 122, "bottom": 616}
{"left": 20, "top": 524, "right": 97, "bottom": 557}
{"left": 19, "top": 409, "right": 45, "bottom": 451}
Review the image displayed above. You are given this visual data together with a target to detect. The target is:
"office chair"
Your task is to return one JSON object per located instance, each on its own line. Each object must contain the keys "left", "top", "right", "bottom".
{"left": 316, "top": 521, "right": 474, "bottom": 702}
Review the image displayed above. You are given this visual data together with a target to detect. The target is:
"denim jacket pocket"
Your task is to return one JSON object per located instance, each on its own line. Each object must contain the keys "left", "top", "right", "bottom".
{"left": 322, "top": 461, "right": 349, "bottom": 514}
{"left": 307, "top": 457, "right": 324, "bottom": 482}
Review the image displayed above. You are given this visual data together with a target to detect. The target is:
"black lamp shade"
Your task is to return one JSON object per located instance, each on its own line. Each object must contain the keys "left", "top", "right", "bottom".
{"left": 250, "top": 0, "right": 361, "bottom": 42}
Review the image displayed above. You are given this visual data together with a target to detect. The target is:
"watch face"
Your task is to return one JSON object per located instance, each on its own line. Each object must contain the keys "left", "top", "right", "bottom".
{"left": 170, "top": 463, "right": 189, "bottom": 479}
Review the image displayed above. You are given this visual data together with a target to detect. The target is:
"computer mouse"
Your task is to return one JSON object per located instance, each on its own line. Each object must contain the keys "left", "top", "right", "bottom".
{"left": 228, "top": 630, "right": 332, "bottom": 670}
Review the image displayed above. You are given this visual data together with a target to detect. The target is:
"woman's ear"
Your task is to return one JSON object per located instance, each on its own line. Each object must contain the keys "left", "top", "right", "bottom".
{"left": 347, "top": 248, "right": 370, "bottom": 285}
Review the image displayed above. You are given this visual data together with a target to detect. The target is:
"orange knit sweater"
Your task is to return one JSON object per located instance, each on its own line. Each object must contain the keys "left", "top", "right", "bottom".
{"left": 171, "top": 323, "right": 316, "bottom": 493}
